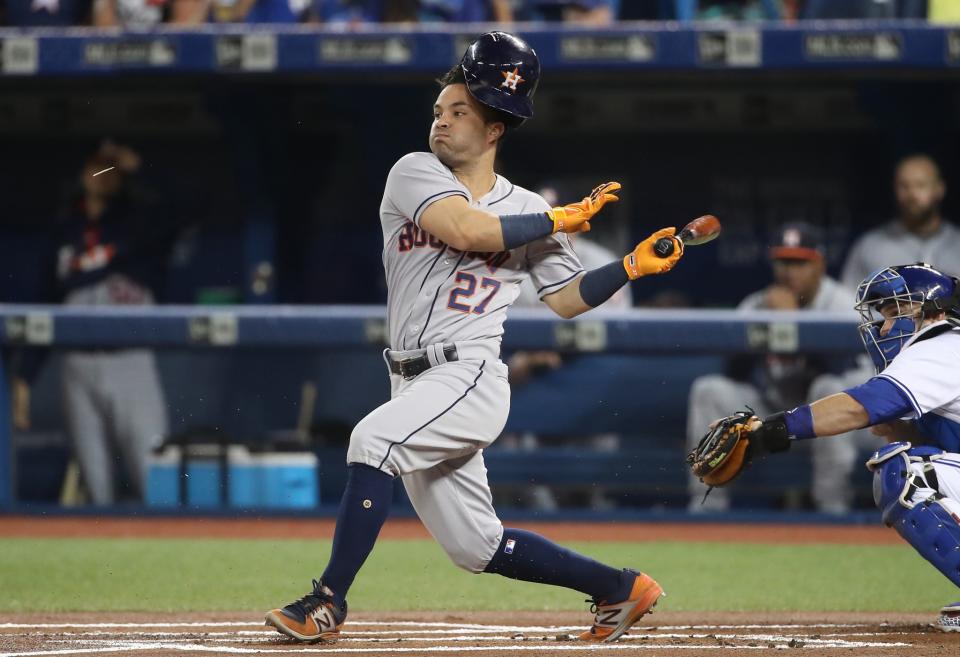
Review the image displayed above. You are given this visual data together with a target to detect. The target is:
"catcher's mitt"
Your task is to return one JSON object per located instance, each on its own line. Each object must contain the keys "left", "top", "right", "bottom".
{"left": 686, "top": 410, "right": 759, "bottom": 488}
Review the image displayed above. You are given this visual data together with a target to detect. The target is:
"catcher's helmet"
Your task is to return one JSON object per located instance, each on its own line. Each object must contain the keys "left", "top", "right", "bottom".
{"left": 854, "top": 263, "right": 960, "bottom": 371}
{"left": 460, "top": 31, "right": 540, "bottom": 122}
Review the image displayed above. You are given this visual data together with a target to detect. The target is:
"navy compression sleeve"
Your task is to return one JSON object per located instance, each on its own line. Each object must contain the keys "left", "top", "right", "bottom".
{"left": 499, "top": 213, "right": 553, "bottom": 249}
{"left": 844, "top": 377, "right": 915, "bottom": 425}
{"left": 579, "top": 260, "right": 629, "bottom": 308}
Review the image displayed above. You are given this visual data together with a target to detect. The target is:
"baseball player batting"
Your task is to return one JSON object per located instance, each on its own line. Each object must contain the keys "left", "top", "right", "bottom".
{"left": 265, "top": 31, "right": 685, "bottom": 644}
{"left": 689, "top": 263, "right": 960, "bottom": 631}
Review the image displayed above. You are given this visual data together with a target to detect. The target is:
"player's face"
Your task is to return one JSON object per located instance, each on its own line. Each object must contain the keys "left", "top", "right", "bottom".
{"left": 877, "top": 301, "right": 922, "bottom": 336}
{"left": 430, "top": 84, "right": 499, "bottom": 167}
{"left": 894, "top": 158, "right": 944, "bottom": 228}
{"left": 771, "top": 258, "right": 824, "bottom": 305}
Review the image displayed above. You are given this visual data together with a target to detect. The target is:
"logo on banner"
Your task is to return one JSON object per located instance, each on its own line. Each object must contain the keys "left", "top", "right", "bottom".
{"left": 320, "top": 37, "right": 412, "bottom": 64}
{"left": 84, "top": 40, "right": 176, "bottom": 67}
{"left": 0, "top": 37, "right": 39, "bottom": 75}
{"left": 560, "top": 35, "right": 656, "bottom": 63}
{"left": 216, "top": 34, "right": 277, "bottom": 71}
{"left": 805, "top": 33, "right": 902, "bottom": 61}
{"left": 947, "top": 31, "right": 960, "bottom": 63}
{"left": 698, "top": 30, "right": 761, "bottom": 67}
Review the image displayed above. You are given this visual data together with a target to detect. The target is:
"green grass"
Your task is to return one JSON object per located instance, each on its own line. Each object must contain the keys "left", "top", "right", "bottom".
{"left": 0, "top": 538, "right": 955, "bottom": 613}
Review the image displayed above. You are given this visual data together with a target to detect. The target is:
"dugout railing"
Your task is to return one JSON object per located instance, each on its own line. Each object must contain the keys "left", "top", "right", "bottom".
{"left": 0, "top": 305, "right": 865, "bottom": 512}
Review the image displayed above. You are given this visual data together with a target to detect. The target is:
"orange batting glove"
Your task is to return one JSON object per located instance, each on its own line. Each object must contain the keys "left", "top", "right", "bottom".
{"left": 623, "top": 227, "right": 683, "bottom": 280}
{"left": 545, "top": 182, "right": 620, "bottom": 234}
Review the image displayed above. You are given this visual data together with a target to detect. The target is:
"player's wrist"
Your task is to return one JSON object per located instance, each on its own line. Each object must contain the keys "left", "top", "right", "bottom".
{"left": 752, "top": 412, "right": 793, "bottom": 454}
{"left": 781, "top": 405, "right": 815, "bottom": 440}
{"left": 499, "top": 212, "right": 554, "bottom": 249}
{"left": 546, "top": 206, "right": 585, "bottom": 234}
{"left": 580, "top": 260, "right": 629, "bottom": 308}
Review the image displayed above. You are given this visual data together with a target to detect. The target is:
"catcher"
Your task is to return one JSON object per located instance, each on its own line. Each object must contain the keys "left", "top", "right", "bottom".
{"left": 688, "top": 263, "right": 960, "bottom": 632}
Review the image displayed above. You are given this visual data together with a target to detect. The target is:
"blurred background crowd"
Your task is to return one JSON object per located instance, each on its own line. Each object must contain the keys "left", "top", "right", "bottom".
{"left": 4, "top": 0, "right": 960, "bottom": 28}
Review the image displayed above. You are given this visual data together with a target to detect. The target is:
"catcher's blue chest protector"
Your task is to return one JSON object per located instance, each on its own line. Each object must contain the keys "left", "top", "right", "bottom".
{"left": 867, "top": 441, "right": 960, "bottom": 587}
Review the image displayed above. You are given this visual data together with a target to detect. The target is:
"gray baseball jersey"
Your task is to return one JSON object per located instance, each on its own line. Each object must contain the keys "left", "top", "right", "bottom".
{"left": 380, "top": 152, "right": 583, "bottom": 350}
{"left": 841, "top": 220, "right": 960, "bottom": 290}
{"left": 346, "top": 152, "right": 583, "bottom": 573}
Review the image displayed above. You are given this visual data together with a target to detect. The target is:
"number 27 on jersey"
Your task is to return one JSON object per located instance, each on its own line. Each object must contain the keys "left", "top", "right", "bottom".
{"left": 447, "top": 272, "right": 501, "bottom": 315}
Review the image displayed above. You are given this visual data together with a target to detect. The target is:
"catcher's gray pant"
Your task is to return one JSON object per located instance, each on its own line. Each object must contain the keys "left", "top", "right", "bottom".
{"left": 61, "top": 350, "right": 168, "bottom": 505}
{"left": 686, "top": 370, "right": 876, "bottom": 514}
{"left": 347, "top": 344, "right": 510, "bottom": 573}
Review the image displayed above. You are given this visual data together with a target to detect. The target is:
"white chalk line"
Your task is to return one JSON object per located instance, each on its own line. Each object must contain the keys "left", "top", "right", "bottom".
{"left": 0, "top": 623, "right": 257, "bottom": 630}
{"left": 0, "top": 620, "right": 873, "bottom": 631}
{"left": 0, "top": 620, "right": 917, "bottom": 657}
{"left": 38, "top": 629, "right": 911, "bottom": 643}
{"left": 0, "top": 639, "right": 917, "bottom": 657}
{"left": 0, "top": 649, "right": 142, "bottom": 657}
{"left": 43, "top": 633, "right": 912, "bottom": 647}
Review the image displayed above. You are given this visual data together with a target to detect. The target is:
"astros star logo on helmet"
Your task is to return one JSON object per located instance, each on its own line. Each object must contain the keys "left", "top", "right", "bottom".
{"left": 500, "top": 68, "right": 524, "bottom": 91}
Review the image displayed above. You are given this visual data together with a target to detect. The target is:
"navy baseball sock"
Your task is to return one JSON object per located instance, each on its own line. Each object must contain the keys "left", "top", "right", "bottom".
{"left": 320, "top": 463, "right": 395, "bottom": 607}
{"left": 484, "top": 528, "right": 633, "bottom": 602}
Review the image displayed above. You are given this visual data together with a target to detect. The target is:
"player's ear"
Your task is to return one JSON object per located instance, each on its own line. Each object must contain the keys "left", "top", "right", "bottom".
{"left": 487, "top": 121, "right": 505, "bottom": 144}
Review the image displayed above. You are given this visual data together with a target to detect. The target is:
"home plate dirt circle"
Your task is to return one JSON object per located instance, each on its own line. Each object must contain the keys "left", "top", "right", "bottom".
{"left": 0, "top": 611, "right": 954, "bottom": 657}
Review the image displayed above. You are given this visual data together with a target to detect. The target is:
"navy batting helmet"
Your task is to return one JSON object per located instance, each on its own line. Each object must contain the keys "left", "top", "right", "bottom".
{"left": 460, "top": 32, "right": 540, "bottom": 123}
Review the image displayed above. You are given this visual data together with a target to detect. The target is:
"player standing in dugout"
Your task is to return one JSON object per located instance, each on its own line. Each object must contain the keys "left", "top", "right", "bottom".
{"left": 265, "top": 32, "right": 685, "bottom": 644}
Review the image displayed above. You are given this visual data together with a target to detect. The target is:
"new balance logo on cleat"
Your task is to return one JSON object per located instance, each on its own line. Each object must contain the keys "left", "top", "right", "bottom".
{"left": 597, "top": 609, "right": 620, "bottom": 626}
{"left": 580, "top": 570, "right": 664, "bottom": 643}
{"left": 265, "top": 579, "right": 348, "bottom": 644}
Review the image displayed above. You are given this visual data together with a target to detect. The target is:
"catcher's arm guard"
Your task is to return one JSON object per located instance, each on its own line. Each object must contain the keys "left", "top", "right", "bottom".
{"left": 686, "top": 410, "right": 792, "bottom": 488}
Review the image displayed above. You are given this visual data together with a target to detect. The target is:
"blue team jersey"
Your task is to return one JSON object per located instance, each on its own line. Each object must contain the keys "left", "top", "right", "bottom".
{"left": 914, "top": 413, "right": 960, "bottom": 453}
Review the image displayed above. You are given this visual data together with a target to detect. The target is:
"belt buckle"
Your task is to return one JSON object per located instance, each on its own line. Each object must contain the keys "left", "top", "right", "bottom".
{"left": 398, "top": 356, "right": 419, "bottom": 379}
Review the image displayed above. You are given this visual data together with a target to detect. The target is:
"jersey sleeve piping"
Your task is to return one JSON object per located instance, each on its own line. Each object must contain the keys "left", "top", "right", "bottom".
{"left": 413, "top": 190, "right": 469, "bottom": 228}
{"left": 876, "top": 373, "right": 923, "bottom": 418}
{"left": 537, "top": 269, "right": 584, "bottom": 297}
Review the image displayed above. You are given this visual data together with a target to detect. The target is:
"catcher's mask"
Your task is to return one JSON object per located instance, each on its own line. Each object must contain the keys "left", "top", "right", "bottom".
{"left": 854, "top": 263, "right": 960, "bottom": 372}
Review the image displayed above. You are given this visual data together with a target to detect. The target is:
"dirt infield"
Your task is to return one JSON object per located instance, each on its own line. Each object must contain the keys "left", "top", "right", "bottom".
{"left": 0, "top": 516, "right": 904, "bottom": 544}
{"left": 0, "top": 611, "right": 954, "bottom": 657}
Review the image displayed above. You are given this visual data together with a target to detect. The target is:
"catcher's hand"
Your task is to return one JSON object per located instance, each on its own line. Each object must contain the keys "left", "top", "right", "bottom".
{"left": 687, "top": 410, "right": 760, "bottom": 488}
{"left": 546, "top": 182, "right": 620, "bottom": 234}
{"left": 623, "top": 227, "right": 683, "bottom": 280}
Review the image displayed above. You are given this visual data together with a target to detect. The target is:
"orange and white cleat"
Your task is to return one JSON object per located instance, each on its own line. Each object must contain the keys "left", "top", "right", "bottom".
{"left": 579, "top": 570, "right": 664, "bottom": 643}
{"left": 265, "top": 579, "right": 347, "bottom": 643}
